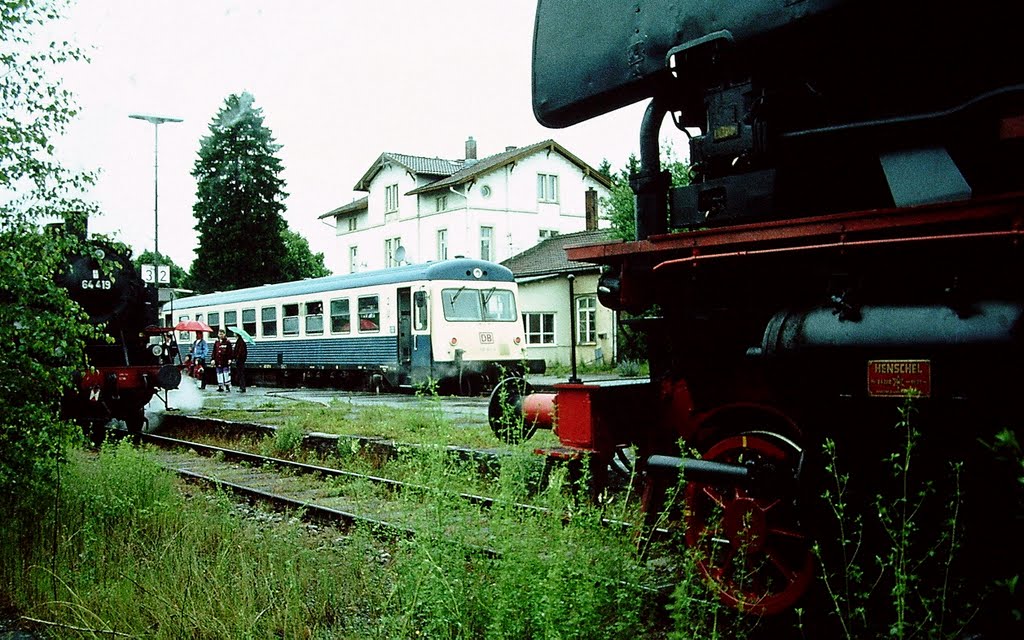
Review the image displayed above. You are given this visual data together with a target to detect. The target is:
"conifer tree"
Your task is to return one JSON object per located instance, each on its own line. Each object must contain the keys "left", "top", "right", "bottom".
{"left": 191, "top": 92, "right": 289, "bottom": 293}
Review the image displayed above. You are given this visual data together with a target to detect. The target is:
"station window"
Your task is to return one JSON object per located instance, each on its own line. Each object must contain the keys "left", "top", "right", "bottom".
{"left": 576, "top": 296, "right": 597, "bottom": 344}
{"left": 385, "top": 184, "right": 399, "bottom": 212}
{"left": 304, "top": 301, "right": 324, "bottom": 335}
{"left": 282, "top": 303, "right": 300, "bottom": 336}
{"left": 261, "top": 307, "right": 277, "bottom": 337}
{"left": 331, "top": 298, "right": 351, "bottom": 334}
{"left": 523, "top": 312, "right": 555, "bottom": 345}
{"left": 537, "top": 173, "right": 559, "bottom": 203}
{"left": 224, "top": 310, "right": 237, "bottom": 333}
{"left": 358, "top": 296, "right": 380, "bottom": 333}
{"left": 242, "top": 308, "right": 257, "bottom": 336}
{"left": 208, "top": 312, "right": 220, "bottom": 330}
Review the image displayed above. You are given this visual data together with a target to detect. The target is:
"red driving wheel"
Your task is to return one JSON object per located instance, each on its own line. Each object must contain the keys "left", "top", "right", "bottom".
{"left": 683, "top": 432, "right": 814, "bottom": 615}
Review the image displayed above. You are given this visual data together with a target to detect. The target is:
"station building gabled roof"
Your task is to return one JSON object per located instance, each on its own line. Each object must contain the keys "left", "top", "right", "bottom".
{"left": 501, "top": 229, "right": 617, "bottom": 279}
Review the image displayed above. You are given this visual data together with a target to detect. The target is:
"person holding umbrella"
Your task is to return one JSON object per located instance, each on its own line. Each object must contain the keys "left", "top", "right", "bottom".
{"left": 189, "top": 331, "right": 209, "bottom": 389}
{"left": 233, "top": 331, "right": 248, "bottom": 393}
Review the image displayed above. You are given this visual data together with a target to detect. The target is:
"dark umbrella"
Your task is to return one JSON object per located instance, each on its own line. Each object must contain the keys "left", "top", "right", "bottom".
{"left": 174, "top": 319, "right": 213, "bottom": 332}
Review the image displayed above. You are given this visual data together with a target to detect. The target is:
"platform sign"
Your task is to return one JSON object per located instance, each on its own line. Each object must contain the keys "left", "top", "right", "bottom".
{"left": 141, "top": 264, "right": 171, "bottom": 285}
{"left": 867, "top": 359, "right": 931, "bottom": 397}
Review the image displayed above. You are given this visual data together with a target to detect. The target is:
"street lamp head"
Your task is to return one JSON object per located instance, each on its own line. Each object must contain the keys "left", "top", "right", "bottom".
{"left": 129, "top": 114, "right": 183, "bottom": 125}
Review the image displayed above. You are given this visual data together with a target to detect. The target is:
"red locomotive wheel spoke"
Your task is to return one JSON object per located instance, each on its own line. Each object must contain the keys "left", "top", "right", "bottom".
{"left": 767, "top": 523, "right": 807, "bottom": 540}
{"left": 763, "top": 545, "right": 802, "bottom": 583}
{"left": 701, "top": 485, "right": 728, "bottom": 509}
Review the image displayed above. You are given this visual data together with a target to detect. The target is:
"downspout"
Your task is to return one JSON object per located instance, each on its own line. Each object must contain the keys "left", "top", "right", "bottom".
{"left": 450, "top": 185, "right": 472, "bottom": 257}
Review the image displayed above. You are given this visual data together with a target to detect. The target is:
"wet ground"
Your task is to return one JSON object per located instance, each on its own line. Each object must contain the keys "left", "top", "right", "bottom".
{"left": 144, "top": 372, "right": 642, "bottom": 430}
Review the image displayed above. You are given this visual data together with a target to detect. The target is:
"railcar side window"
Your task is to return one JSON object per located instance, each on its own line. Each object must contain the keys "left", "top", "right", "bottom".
{"left": 304, "top": 301, "right": 324, "bottom": 335}
{"left": 242, "top": 308, "right": 257, "bottom": 336}
{"left": 208, "top": 312, "right": 220, "bottom": 330}
{"left": 224, "top": 310, "right": 237, "bottom": 332}
{"left": 413, "top": 291, "right": 428, "bottom": 331}
{"left": 283, "top": 303, "right": 300, "bottom": 336}
{"left": 482, "top": 288, "right": 517, "bottom": 321}
{"left": 261, "top": 307, "right": 277, "bottom": 337}
{"left": 330, "top": 298, "right": 351, "bottom": 333}
{"left": 357, "top": 296, "right": 380, "bottom": 332}
{"left": 178, "top": 315, "right": 190, "bottom": 341}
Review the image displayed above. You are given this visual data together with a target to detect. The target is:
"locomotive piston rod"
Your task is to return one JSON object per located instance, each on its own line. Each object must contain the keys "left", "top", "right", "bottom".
{"left": 646, "top": 453, "right": 796, "bottom": 490}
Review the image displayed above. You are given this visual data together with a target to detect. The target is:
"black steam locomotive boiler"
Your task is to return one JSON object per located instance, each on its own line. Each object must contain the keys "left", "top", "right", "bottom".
{"left": 492, "top": 0, "right": 1024, "bottom": 626}
{"left": 56, "top": 230, "right": 180, "bottom": 434}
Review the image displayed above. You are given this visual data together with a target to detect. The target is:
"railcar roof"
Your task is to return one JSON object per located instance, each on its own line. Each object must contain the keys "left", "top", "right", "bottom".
{"left": 168, "top": 259, "right": 514, "bottom": 311}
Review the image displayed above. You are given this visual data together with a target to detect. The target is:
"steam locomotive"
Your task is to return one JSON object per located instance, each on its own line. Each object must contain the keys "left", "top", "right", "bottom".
{"left": 492, "top": 0, "right": 1024, "bottom": 630}
{"left": 56, "top": 225, "right": 180, "bottom": 434}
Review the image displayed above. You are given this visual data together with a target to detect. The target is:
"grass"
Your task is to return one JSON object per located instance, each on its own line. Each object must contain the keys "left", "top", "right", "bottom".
{"left": 0, "top": 440, "right": 674, "bottom": 639}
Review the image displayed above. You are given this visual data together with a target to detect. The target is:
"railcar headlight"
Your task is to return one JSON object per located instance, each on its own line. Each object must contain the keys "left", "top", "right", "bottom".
{"left": 150, "top": 343, "right": 163, "bottom": 357}
{"left": 450, "top": 337, "right": 458, "bottom": 346}
{"left": 514, "top": 336, "right": 521, "bottom": 345}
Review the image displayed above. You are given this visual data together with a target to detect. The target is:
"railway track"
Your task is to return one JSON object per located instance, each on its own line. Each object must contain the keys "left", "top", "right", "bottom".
{"left": 124, "top": 430, "right": 667, "bottom": 557}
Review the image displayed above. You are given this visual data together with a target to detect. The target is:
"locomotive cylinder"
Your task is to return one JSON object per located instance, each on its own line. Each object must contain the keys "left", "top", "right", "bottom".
{"left": 761, "top": 300, "right": 1024, "bottom": 354}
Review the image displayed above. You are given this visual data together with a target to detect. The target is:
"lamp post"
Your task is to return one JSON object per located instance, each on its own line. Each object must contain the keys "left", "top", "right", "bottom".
{"left": 129, "top": 114, "right": 182, "bottom": 263}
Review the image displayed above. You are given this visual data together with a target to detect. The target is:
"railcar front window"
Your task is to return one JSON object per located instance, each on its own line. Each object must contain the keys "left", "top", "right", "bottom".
{"left": 442, "top": 287, "right": 516, "bottom": 321}
{"left": 482, "top": 288, "right": 517, "bottom": 320}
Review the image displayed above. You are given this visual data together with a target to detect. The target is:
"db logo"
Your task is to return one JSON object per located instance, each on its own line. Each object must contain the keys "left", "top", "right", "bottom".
{"left": 88, "top": 388, "right": 101, "bottom": 402}
{"left": 479, "top": 332, "right": 494, "bottom": 344}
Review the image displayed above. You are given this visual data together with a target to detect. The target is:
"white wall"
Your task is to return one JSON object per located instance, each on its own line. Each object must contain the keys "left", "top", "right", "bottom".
{"left": 516, "top": 272, "right": 616, "bottom": 367}
{"left": 331, "top": 148, "right": 610, "bottom": 273}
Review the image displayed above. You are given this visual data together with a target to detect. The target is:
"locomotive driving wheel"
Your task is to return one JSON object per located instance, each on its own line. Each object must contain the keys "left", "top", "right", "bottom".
{"left": 683, "top": 432, "right": 814, "bottom": 616}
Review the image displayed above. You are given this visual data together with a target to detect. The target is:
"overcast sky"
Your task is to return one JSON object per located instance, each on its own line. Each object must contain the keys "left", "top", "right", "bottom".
{"left": 48, "top": 0, "right": 656, "bottom": 272}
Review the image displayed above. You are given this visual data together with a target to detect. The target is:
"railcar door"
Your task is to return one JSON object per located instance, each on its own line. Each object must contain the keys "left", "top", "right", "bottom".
{"left": 397, "top": 288, "right": 413, "bottom": 377}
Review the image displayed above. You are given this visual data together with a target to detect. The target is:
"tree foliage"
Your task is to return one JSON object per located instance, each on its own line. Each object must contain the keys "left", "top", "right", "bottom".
{"left": 281, "top": 228, "right": 330, "bottom": 281}
{"left": 601, "top": 145, "right": 692, "bottom": 241}
{"left": 190, "top": 92, "right": 290, "bottom": 293}
{"left": 1, "top": 0, "right": 94, "bottom": 507}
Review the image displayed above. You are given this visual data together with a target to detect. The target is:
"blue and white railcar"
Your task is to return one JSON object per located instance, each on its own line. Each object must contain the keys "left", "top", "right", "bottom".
{"left": 165, "top": 259, "right": 536, "bottom": 392}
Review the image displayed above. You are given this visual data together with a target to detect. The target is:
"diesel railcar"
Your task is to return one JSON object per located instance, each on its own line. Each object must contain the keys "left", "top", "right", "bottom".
{"left": 492, "top": 0, "right": 1024, "bottom": 630}
{"left": 56, "top": 232, "right": 181, "bottom": 433}
{"left": 167, "top": 259, "right": 537, "bottom": 393}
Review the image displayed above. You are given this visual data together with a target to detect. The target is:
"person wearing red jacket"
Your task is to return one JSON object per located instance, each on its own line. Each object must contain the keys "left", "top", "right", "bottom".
{"left": 212, "top": 330, "right": 233, "bottom": 392}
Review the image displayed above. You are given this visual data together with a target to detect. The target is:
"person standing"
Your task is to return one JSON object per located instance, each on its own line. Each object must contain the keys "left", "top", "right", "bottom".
{"left": 213, "top": 330, "right": 233, "bottom": 392}
{"left": 190, "top": 332, "right": 209, "bottom": 389}
{"left": 233, "top": 333, "right": 248, "bottom": 393}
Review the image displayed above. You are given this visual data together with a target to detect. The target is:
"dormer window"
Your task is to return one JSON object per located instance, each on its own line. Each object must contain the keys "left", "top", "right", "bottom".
{"left": 347, "top": 217, "right": 357, "bottom": 232}
{"left": 385, "top": 184, "right": 399, "bottom": 212}
{"left": 436, "top": 195, "right": 448, "bottom": 212}
{"left": 537, "top": 173, "right": 559, "bottom": 203}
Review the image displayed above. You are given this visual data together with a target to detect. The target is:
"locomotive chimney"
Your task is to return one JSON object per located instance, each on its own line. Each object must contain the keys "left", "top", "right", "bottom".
{"left": 465, "top": 136, "right": 477, "bottom": 161}
{"left": 585, "top": 188, "right": 598, "bottom": 231}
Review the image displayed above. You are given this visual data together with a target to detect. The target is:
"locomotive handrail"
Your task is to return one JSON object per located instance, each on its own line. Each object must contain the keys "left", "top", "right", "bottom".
{"left": 650, "top": 228, "right": 1023, "bottom": 272}
{"left": 566, "top": 193, "right": 1024, "bottom": 264}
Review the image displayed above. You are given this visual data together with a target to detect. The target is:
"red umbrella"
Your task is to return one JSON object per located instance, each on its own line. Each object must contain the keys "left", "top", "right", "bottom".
{"left": 174, "top": 319, "right": 213, "bottom": 332}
